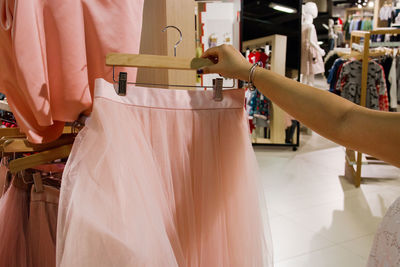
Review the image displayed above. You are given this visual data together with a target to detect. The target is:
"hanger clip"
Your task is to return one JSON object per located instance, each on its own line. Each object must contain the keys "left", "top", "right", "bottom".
{"left": 213, "top": 78, "right": 223, "bottom": 102}
{"left": 33, "top": 172, "right": 44, "bottom": 193}
{"left": 118, "top": 72, "right": 127, "bottom": 96}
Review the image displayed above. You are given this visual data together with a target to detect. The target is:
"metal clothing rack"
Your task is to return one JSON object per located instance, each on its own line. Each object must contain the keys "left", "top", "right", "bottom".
{"left": 344, "top": 28, "right": 400, "bottom": 187}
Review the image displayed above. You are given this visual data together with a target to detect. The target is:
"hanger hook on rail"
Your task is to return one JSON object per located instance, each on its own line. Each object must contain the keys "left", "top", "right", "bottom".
{"left": 162, "top": 25, "right": 182, "bottom": 57}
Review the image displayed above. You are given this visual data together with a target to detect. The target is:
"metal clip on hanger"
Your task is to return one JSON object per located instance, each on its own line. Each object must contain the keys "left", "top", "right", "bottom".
{"left": 213, "top": 78, "right": 223, "bottom": 101}
{"left": 118, "top": 72, "right": 128, "bottom": 96}
{"left": 109, "top": 25, "right": 234, "bottom": 100}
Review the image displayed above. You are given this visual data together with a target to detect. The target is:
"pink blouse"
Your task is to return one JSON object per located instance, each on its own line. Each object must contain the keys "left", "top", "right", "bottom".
{"left": 0, "top": 0, "right": 144, "bottom": 143}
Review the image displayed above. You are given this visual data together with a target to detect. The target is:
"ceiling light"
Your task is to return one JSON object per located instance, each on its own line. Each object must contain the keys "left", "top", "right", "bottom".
{"left": 357, "top": 4, "right": 362, "bottom": 8}
{"left": 362, "top": 2, "right": 367, "bottom": 6}
{"left": 269, "top": 3, "right": 297, "bottom": 14}
{"left": 368, "top": 1, "right": 374, "bottom": 7}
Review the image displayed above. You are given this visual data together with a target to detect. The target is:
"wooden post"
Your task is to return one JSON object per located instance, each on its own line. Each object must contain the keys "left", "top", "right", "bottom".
{"left": 345, "top": 29, "right": 400, "bottom": 187}
{"left": 138, "top": 0, "right": 195, "bottom": 87}
{"left": 269, "top": 35, "right": 287, "bottom": 144}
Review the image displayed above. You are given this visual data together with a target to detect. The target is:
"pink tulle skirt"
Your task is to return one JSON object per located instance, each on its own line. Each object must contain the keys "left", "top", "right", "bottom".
{"left": 0, "top": 182, "right": 29, "bottom": 267}
{"left": 57, "top": 79, "right": 273, "bottom": 267}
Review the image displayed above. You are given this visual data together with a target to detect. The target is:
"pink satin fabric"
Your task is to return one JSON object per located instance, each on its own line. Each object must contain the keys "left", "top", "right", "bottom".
{"left": 0, "top": 157, "right": 8, "bottom": 196}
{"left": 57, "top": 79, "right": 273, "bottom": 267}
{"left": 0, "top": 174, "right": 60, "bottom": 267}
{"left": 28, "top": 185, "right": 59, "bottom": 267}
{"left": 0, "top": 0, "right": 144, "bottom": 143}
{"left": 0, "top": 181, "right": 29, "bottom": 267}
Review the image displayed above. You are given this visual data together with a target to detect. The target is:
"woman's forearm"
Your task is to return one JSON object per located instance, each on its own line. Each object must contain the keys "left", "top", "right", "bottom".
{"left": 252, "top": 68, "right": 353, "bottom": 142}
{"left": 253, "top": 68, "right": 400, "bottom": 166}
{"left": 200, "top": 44, "right": 400, "bottom": 166}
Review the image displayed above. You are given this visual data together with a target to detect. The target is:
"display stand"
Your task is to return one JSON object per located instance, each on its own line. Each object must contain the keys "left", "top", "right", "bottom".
{"left": 242, "top": 35, "right": 300, "bottom": 150}
{"left": 373, "top": 0, "right": 396, "bottom": 29}
{"left": 345, "top": 7, "right": 373, "bottom": 21}
{"left": 344, "top": 28, "right": 400, "bottom": 187}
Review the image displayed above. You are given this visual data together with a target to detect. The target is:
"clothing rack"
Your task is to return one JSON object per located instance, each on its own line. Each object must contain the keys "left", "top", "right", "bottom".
{"left": 344, "top": 28, "right": 400, "bottom": 187}
{"left": 345, "top": 7, "right": 374, "bottom": 21}
{"left": 242, "top": 34, "right": 300, "bottom": 150}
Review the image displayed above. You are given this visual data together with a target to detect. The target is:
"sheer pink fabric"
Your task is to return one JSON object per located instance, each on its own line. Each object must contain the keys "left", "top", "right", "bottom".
{"left": 0, "top": 182, "right": 29, "bottom": 267}
{"left": 0, "top": 0, "right": 144, "bottom": 143}
{"left": 57, "top": 79, "right": 273, "bottom": 267}
{"left": 28, "top": 185, "right": 59, "bottom": 267}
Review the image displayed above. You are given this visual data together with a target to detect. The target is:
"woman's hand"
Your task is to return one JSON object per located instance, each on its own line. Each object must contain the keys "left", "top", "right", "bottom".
{"left": 198, "top": 44, "right": 253, "bottom": 81}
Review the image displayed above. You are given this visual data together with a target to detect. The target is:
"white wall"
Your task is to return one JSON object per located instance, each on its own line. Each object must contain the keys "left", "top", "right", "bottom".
{"left": 200, "top": 1, "right": 240, "bottom": 87}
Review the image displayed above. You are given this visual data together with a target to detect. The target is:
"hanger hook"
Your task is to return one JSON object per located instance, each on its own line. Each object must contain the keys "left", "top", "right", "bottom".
{"left": 162, "top": 25, "right": 182, "bottom": 57}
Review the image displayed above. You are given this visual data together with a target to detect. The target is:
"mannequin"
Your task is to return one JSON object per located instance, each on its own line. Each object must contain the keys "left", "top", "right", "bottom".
{"left": 323, "top": 19, "right": 338, "bottom": 51}
{"left": 301, "top": 2, "right": 325, "bottom": 86}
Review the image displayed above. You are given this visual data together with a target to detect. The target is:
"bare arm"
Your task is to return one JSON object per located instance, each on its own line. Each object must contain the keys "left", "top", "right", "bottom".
{"left": 200, "top": 44, "right": 400, "bottom": 167}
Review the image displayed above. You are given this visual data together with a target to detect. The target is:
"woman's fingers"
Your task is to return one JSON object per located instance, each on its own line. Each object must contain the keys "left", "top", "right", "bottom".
{"left": 201, "top": 46, "right": 221, "bottom": 59}
{"left": 197, "top": 64, "right": 219, "bottom": 74}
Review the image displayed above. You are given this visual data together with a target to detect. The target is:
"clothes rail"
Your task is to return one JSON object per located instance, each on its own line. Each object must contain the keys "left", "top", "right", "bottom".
{"left": 345, "top": 28, "right": 400, "bottom": 187}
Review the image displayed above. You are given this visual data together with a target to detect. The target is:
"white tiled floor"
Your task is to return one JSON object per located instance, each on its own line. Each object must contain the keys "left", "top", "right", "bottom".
{"left": 255, "top": 133, "right": 400, "bottom": 267}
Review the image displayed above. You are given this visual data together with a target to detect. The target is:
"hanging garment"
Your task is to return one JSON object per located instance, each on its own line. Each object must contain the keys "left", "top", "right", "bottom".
{"left": 327, "top": 58, "right": 346, "bottom": 95}
{"left": 28, "top": 185, "right": 59, "bottom": 267}
{"left": 57, "top": 79, "right": 273, "bottom": 267}
{"left": 0, "top": 157, "right": 8, "bottom": 197}
{"left": 336, "top": 60, "right": 389, "bottom": 111}
{"left": 362, "top": 19, "right": 373, "bottom": 31}
{"left": 0, "top": 0, "right": 144, "bottom": 143}
{"left": 388, "top": 56, "right": 397, "bottom": 109}
{"left": 0, "top": 179, "right": 29, "bottom": 267}
{"left": 377, "top": 56, "right": 393, "bottom": 106}
{"left": 367, "top": 197, "right": 400, "bottom": 267}
{"left": 248, "top": 51, "right": 268, "bottom": 68}
{"left": 328, "top": 38, "right": 335, "bottom": 52}
{"left": 380, "top": 5, "right": 394, "bottom": 21}
{"left": 324, "top": 51, "right": 339, "bottom": 78}
{"left": 336, "top": 31, "right": 344, "bottom": 47}
{"left": 247, "top": 89, "right": 270, "bottom": 119}
{"left": 396, "top": 57, "right": 400, "bottom": 104}
{"left": 343, "top": 19, "right": 350, "bottom": 40}
{"left": 301, "top": 24, "right": 324, "bottom": 75}
{"left": 349, "top": 19, "right": 355, "bottom": 34}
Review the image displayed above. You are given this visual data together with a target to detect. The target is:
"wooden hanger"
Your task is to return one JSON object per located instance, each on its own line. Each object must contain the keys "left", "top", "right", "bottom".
{"left": 1, "top": 134, "right": 75, "bottom": 153}
{"left": 105, "top": 25, "right": 232, "bottom": 98}
{"left": 8, "top": 144, "right": 72, "bottom": 174}
{"left": 0, "top": 126, "right": 75, "bottom": 139}
{"left": 106, "top": 52, "right": 227, "bottom": 99}
{"left": 106, "top": 53, "right": 213, "bottom": 70}
{"left": 106, "top": 25, "right": 212, "bottom": 70}
{"left": 0, "top": 128, "right": 76, "bottom": 173}
{"left": 0, "top": 128, "right": 23, "bottom": 137}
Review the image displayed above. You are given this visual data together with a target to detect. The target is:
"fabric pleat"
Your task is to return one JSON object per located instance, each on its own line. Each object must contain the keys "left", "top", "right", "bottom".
{"left": 27, "top": 185, "right": 59, "bottom": 267}
{"left": 0, "top": 182, "right": 29, "bottom": 267}
{"left": 57, "top": 78, "right": 273, "bottom": 267}
{"left": 0, "top": 157, "right": 8, "bottom": 196}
